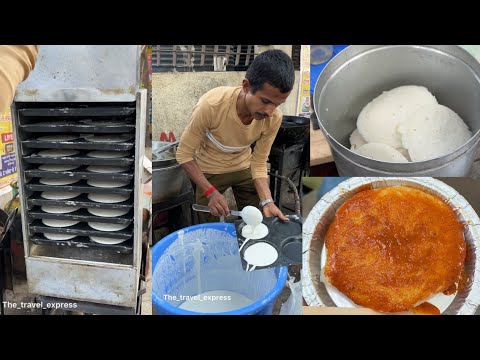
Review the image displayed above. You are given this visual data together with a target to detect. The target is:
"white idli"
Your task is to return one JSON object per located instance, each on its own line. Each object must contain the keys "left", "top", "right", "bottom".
{"left": 86, "top": 151, "right": 130, "bottom": 158}
{"left": 87, "top": 193, "right": 130, "bottom": 203}
{"left": 89, "top": 236, "right": 128, "bottom": 245}
{"left": 349, "top": 128, "right": 367, "bottom": 150}
{"left": 88, "top": 222, "right": 129, "bottom": 232}
{"left": 86, "top": 179, "right": 131, "bottom": 188}
{"left": 41, "top": 205, "right": 80, "bottom": 214}
{"left": 39, "top": 178, "right": 80, "bottom": 186}
{"left": 86, "top": 165, "right": 130, "bottom": 173}
{"left": 354, "top": 143, "right": 409, "bottom": 163}
{"left": 37, "top": 149, "right": 80, "bottom": 157}
{"left": 84, "top": 134, "right": 134, "bottom": 143}
{"left": 398, "top": 104, "right": 472, "bottom": 162}
{"left": 357, "top": 85, "right": 438, "bottom": 148}
{"left": 87, "top": 207, "right": 130, "bottom": 217}
{"left": 44, "top": 233, "right": 78, "bottom": 240}
{"left": 42, "top": 219, "right": 79, "bottom": 227}
{"left": 39, "top": 164, "right": 80, "bottom": 171}
{"left": 396, "top": 148, "right": 411, "bottom": 162}
{"left": 40, "top": 191, "right": 81, "bottom": 200}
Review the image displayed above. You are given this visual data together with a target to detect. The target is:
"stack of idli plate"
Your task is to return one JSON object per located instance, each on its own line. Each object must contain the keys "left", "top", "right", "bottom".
{"left": 19, "top": 106, "right": 137, "bottom": 252}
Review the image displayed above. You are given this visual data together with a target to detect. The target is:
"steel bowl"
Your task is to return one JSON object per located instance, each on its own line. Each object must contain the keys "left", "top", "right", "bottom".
{"left": 313, "top": 45, "right": 480, "bottom": 176}
{"left": 302, "top": 177, "right": 480, "bottom": 314}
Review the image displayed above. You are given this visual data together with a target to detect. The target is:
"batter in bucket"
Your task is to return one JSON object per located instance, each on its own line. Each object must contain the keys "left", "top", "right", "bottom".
{"left": 179, "top": 290, "right": 253, "bottom": 313}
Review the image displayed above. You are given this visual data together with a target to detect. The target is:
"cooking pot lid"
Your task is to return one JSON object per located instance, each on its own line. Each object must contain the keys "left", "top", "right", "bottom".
{"left": 153, "top": 156, "right": 178, "bottom": 167}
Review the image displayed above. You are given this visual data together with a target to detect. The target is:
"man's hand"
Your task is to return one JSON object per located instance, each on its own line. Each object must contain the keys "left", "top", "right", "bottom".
{"left": 207, "top": 190, "right": 230, "bottom": 217}
{"left": 179, "top": 160, "right": 229, "bottom": 217}
{"left": 262, "top": 202, "right": 289, "bottom": 221}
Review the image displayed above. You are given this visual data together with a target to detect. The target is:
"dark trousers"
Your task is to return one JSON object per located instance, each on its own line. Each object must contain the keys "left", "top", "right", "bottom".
{"left": 195, "top": 169, "right": 260, "bottom": 223}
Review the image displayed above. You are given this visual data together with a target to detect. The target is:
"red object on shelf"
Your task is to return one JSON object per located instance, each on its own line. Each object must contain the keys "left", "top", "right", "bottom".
{"left": 159, "top": 131, "right": 177, "bottom": 142}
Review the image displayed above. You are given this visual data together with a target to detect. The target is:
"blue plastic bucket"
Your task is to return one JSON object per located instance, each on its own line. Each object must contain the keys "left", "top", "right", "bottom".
{"left": 152, "top": 223, "right": 288, "bottom": 315}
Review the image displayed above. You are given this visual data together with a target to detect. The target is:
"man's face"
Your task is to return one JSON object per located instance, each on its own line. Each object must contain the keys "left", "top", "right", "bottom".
{"left": 244, "top": 81, "right": 291, "bottom": 120}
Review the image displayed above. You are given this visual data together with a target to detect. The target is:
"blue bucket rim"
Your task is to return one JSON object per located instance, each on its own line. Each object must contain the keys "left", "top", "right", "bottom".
{"left": 152, "top": 222, "right": 289, "bottom": 315}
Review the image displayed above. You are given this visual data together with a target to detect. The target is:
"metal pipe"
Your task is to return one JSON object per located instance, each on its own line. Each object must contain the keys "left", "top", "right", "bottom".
{"left": 268, "top": 172, "right": 301, "bottom": 216}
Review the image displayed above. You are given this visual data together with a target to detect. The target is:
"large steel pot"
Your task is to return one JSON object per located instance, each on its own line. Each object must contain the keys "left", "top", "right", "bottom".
{"left": 152, "top": 141, "right": 187, "bottom": 204}
{"left": 313, "top": 45, "right": 480, "bottom": 176}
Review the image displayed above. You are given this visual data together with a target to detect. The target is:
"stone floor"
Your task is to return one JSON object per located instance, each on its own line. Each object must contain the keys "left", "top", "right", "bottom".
{"left": 3, "top": 274, "right": 41, "bottom": 315}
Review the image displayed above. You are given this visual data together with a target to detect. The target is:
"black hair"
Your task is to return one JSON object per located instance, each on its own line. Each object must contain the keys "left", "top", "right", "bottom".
{"left": 245, "top": 49, "right": 295, "bottom": 94}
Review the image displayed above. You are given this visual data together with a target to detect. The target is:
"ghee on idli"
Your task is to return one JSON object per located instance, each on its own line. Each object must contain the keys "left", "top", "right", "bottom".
{"left": 398, "top": 104, "right": 472, "bottom": 162}
{"left": 349, "top": 128, "right": 367, "bottom": 150}
{"left": 357, "top": 86, "right": 438, "bottom": 148}
{"left": 354, "top": 143, "right": 409, "bottom": 163}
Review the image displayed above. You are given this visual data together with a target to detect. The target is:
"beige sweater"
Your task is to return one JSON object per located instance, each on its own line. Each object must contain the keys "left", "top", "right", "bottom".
{"left": 176, "top": 86, "right": 282, "bottom": 179}
{"left": 0, "top": 45, "right": 38, "bottom": 113}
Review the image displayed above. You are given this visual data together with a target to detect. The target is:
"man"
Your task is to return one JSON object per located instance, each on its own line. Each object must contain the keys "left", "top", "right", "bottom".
{"left": 0, "top": 45, "right": 38, "bottom": 113}
{"left": 176, "top": 49, "right": 295, "bottom": 223}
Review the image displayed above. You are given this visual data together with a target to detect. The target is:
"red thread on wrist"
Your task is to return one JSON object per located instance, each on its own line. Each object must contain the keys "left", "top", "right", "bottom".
{"left": 204, "top": 186, "right": 216, "bottom": 198}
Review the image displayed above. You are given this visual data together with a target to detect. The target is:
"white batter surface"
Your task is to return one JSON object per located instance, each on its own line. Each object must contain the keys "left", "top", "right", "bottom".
{"left": 39, "top": 177, "right": 80, "bottom": 185}
{"left": 241, "top": 223, "right": 269, "bottom": 239}
{"left": 87, "top": 193, "right": 130, "bottom": 203}
{"left": 240, "top": 206, "right": 268, "bottom": 239}
{"left": 39, "top": 164, "right": 80, "bottom": 171}
{"left": 40, "top": 191, "right": 81, "bottom": 200}
{"left": 241, "top": 206, "right": 263, "bottom": 226}
{"left": 84, "top": 134, "right": 134, "bottom": 143}
{"left": 42, "top": 219, "right": 79, "bottom": 227}
{"left": 89, "top": 236, "right": 128, "bottom": 245}
{"left": 87, "top": 207, "right": 130, "bottom": 217}
{"left": 43, "top": 233, "right": 77, "bottom": 240}
{"left": 86, "top": 165, "right": 130, "bottom": 173}
{"left": 88, "top": 222, "right": 129, "bottom": 231}
{"left": 37, "top": 149, "right": 79, "bottom": 157}
{"left": 243, "top": 242, "right": 278, "bottom": 267}
{"left": 87, "top": 179, "right": 130, "bottom": 188}
{"left": 41, "top": 205, "right": 80, "bottom": 214}
{"left": 86, "top": 150, "right": 130, "bottom": 158}
{"left": 178, "top": 290, "right": 253, "bottom": 313}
